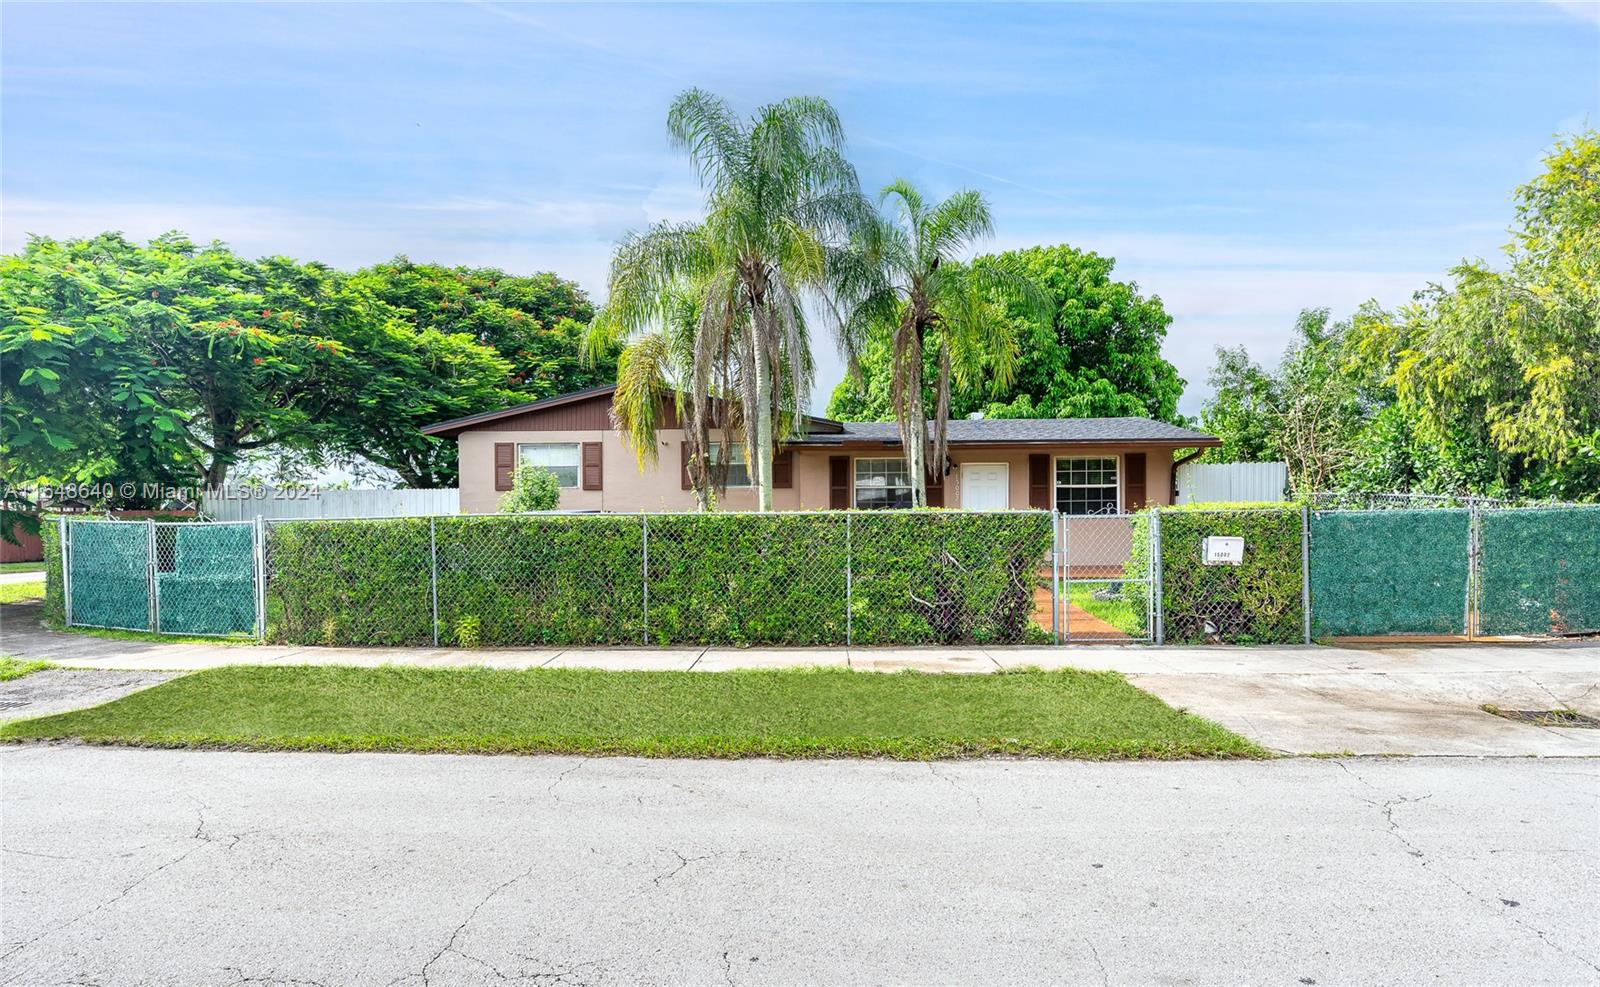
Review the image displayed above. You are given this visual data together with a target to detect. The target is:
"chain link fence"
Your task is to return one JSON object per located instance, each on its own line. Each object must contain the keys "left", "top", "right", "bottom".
{"left": 261, "top": 510, "right": 1054, "bottom": 648}
{"left": 60, "top": 518, "right": 260, "bottom": 636}
{"left": 1055, "top": 514, "right": 1152, "bottom": 642}
{"left": 52, "top": 503, "right": 1596, "bottom": 646}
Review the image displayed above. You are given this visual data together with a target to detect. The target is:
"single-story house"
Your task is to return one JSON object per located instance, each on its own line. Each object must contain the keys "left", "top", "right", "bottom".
{"left": 423, "top": 385, "right": 1221, "bottom": 516}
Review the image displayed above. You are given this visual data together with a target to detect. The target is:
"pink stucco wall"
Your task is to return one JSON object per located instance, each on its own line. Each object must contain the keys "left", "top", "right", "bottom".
{"left": 457, "top": 428, "right": 1176, "bottom": 515}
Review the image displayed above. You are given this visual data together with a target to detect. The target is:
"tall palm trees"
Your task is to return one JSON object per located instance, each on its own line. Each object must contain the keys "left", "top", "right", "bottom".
{"left": 596, "top": 89, "right": 865, "bottom": 511}
{"left": 835, "top": 180, "right": 1051, "bottom": 506}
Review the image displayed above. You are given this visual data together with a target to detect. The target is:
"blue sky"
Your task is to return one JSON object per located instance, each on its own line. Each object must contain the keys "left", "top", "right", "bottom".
{"left": 4, "top": 2, "right": 1596, "bottom": 417}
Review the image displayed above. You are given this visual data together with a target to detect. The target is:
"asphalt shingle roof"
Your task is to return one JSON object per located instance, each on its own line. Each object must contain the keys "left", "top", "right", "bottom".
{"left": 790, "top": 417, "right": 1217, "bottom": 445}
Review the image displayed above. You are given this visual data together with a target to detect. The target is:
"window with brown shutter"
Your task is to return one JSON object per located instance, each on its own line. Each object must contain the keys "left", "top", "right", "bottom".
{"left": 1027, "top": 454, "right": 1050, "bottom": 509}
{"left": 926, "top": 457, "right": 945, "bottom": 507}
{"left": 1123, "top": 452, "right": 1147, "bottom": 511}
{"left": 494, "top": 442, "right": 515, "bottom": 492}
{"left": 581, "top": 442, "right": 603, "bottom": 491}
{"left": 773, "top": 450, "right": 794, "bottom": 489}
{"left": 828, "top": 455, "right": 850, "bottom": 509}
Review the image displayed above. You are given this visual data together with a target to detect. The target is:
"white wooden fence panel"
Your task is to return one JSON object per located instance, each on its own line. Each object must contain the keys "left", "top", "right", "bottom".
{"left": 1174, "top": 462, "right": 1288, "bottom": 505}
{"left": 203, "top": 488, "right": 459, "bottom": 521}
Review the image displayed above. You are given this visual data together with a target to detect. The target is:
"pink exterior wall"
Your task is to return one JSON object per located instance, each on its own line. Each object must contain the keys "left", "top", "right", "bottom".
{"left": 458, "top": 428, "right": 1177, "bottom": 515}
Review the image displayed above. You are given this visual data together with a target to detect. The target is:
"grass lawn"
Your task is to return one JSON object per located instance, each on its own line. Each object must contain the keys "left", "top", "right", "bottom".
{"left": 1069, "top": 583, "right": 1146, "bottom": 636}
{"left": 0, "top": 580, "right": 45, "bottom": 605}
{"left": 0, "top": 656, "right": 54, "bottom": 681}
{"left": 0, "top": 665, "right": 1264, "bottom": 760}
{"left": 0, "top": 562, "right": 45, "bottom": 574}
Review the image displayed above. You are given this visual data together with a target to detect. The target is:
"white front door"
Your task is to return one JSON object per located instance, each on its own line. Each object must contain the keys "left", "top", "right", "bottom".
{"left": 961, "top": 463, "right": 1010, "bottom": 510}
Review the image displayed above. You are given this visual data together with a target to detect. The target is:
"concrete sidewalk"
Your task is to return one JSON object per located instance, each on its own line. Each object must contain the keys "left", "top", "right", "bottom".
{"left": 3, "top": 601, "right": 1597, "bottom": 755}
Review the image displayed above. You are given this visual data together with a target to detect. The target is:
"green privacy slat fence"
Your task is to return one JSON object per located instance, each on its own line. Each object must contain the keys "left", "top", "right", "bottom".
{"left": 1479, "top": 506, "right": 1600, "bottom": 636}
{"left": 1309, "top": 509, "right": 1470, "bottom": 637}
{"left": 67, "top": 521, "right": 151, "bottom": 631}
{"left": 155, "top": 523, "right": 258, "bottom": 636}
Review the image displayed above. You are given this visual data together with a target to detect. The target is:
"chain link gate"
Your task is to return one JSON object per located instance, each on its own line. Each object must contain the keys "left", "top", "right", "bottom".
{"left": 1053, "top": 512, "right": 1154, "bottom": 643}
{"left": 63, "top": 518, "right": 263, "bottom": 638}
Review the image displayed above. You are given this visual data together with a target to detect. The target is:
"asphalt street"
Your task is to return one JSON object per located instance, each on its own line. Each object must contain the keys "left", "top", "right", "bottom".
{"left": 3, "top": 747, "right": 1597, "bottom": 986}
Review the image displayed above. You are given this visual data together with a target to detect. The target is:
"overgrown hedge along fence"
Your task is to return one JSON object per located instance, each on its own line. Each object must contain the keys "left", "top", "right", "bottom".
{"left": 264, "top": 511, "right": 1055, "bottom": 647}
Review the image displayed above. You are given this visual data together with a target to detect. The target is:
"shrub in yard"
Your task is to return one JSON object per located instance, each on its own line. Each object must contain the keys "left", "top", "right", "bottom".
{"left": 1137, "top": 502, "right": 1304, "bottom": 645}
{"left": 498, "top": 465, "right": 561, "bottom": 513}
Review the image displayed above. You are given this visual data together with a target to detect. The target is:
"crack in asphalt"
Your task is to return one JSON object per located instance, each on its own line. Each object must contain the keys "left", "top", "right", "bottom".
{"left": 546, "top": 760, "right": 587, "bottom": 803}
{"left": 1084, "top": 938, "right": 1110, "bottom": 986}
{"left": 1336, "top": 760, "right": 1600, "bottom": 978}
{"left": 395, "top": 865, "right": 538, "bottom": 987}
{"left": 223, "top": 968, "right": 332, "bottom": 987}
{"left": 926, "top": 762, "right": 985, "bottom": 815}
{"left": 652, "top": 848, "right": 714, "bottom": 887}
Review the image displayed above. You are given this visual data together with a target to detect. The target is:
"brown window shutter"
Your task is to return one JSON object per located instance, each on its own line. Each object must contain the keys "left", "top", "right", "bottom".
{"left": 582, "top": 442, "right": 603, "bottom": 491}
{"left": 925, "top": 458, "right": 945, "bottom": 508}
{"left": 1027, "top": 454, "right": 1050, "bottom": 509}
{"left": 680, "top": 442, "right": 691, "bottom": 490}
{"left": 494, "top": 442, "right": 515, "bottom": 492}
{"left": 773, "top": 450, "right": 794, "bottom": 489}
{"left": 1123, "top": 452, "right": 1146, "bottom": 511}
{"left": 828, "top": 455, "right": 850, "bottom": 509}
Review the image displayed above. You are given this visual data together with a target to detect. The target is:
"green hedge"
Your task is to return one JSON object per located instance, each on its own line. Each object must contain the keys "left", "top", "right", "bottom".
{"left": 436, "top": 514, "right": 645, "bottom": 646}
{"left": 1143, "top": 504, "right": 1304, "bottom": 645}
{"left": 263, "top": 511, "right": 1053, "bottom": 647}
{"left": 266, "top": 518, "right": 433, "bottom": 646}
{"left": 40, "top": 517, "right": 63, "bottom": 624}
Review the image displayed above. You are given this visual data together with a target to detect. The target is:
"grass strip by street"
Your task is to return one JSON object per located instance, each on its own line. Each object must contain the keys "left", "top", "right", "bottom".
{"left": 0, "top": 580, "right": 45, "bottom": 605}
{"left": 0, "top": 562, "right": 45, "bottom": 574}
{"left": 0, "top": 656, "right": 54, "bottom": 681}
{"left": 0, "top": 664, "right": 1265, "bottom": 760}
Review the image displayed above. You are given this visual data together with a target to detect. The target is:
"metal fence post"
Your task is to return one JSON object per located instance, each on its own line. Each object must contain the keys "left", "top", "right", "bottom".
{"left": 147, "top": 518, "right": 159, "bottom": 633}
{"left": 1151, "top": 510, "right": 1164, "bottom": 646}
{"left": 1051, "top": 511, "right": 1061, "bottom": 644}
{"left": 641, "top": 514, "right": 650, "bottom": 646}
{"left": 845, "top": 513, "right": 853, "bottom": 648}
{"left": 61, "top": 518, "right": 73, "bottom": 626}
{"left": 1300, "top": 504, "right": 1312, "bottom": 644}
{"left": 429, "top": 516, "right": 440, "bottom": 647}
{"left": 254, "top": 516, "right": 267, "bottom": 640}
{"left": 1466, "top": 505, "right": 1480, "bottom": 639}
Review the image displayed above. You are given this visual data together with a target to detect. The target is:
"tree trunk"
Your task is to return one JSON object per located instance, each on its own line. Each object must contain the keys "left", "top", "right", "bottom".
{"left": 753, "top": 353, "right": 775, "bottom": 512}
{"left": 907, "top": 383, "right": 926, "bottom": 509}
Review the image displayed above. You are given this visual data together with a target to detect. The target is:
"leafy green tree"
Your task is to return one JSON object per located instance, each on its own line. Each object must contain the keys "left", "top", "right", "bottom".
{"left": 352, "top": 258, "right": 613, "bottom": 400}
{"left": 831, "top": 181, "right": 1049, "bottom": 506}
{"left": 829, "top": 244, "right": 1181, "bottom": 426}
{"left": 2, "top": 232, "right": 348, "bottom": 493}
{"left": 1197, "top": 346, "right": 1278, "bottom": 463}
{"left": 596, "top": 88, "right": 867, "bottom": 512}
{"left": 498, "top": 464, "right": 561, "bottom": 512}
{"left": 1351, "top": 130, "right": 1599, "bottom": 496}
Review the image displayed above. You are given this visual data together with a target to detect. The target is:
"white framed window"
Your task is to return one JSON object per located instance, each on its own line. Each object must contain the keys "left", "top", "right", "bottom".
{"left": 707, "top": 442, "right": 752, "bottom": 487}
{"left": 1055, "top": 456, "right": 1119, "bottom": 515}
{"left": 518, "top": 442, "right": 581, "bottom": 488}
{"left": 855, "top": 457, "right": 913, "bottom": 510}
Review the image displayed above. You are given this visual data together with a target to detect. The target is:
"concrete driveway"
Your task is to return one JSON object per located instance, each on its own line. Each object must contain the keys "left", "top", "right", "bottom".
{"left": 2, "top": 747, "right": 1596, "bottom": 986}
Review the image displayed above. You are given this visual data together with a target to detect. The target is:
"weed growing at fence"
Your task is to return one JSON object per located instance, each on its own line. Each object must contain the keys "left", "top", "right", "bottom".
{"left": 0, "top": 664, "right": 1266, "bottom": 760}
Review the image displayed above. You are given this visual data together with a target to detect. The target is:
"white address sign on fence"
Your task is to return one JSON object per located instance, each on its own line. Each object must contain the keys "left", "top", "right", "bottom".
{"left": 1202, "top": 536, "right": 1245, "bottom": 565}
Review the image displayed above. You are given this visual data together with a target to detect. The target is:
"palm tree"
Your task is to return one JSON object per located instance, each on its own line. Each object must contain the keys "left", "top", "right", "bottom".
{"left": 595, "top": 88, "right": 866, "bottom": 511}
{"left": 834, "top": 180, "right": 1052, "bottom": 507}
{"left": 597, "top": 272, "right": 748, "bottom": 510}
